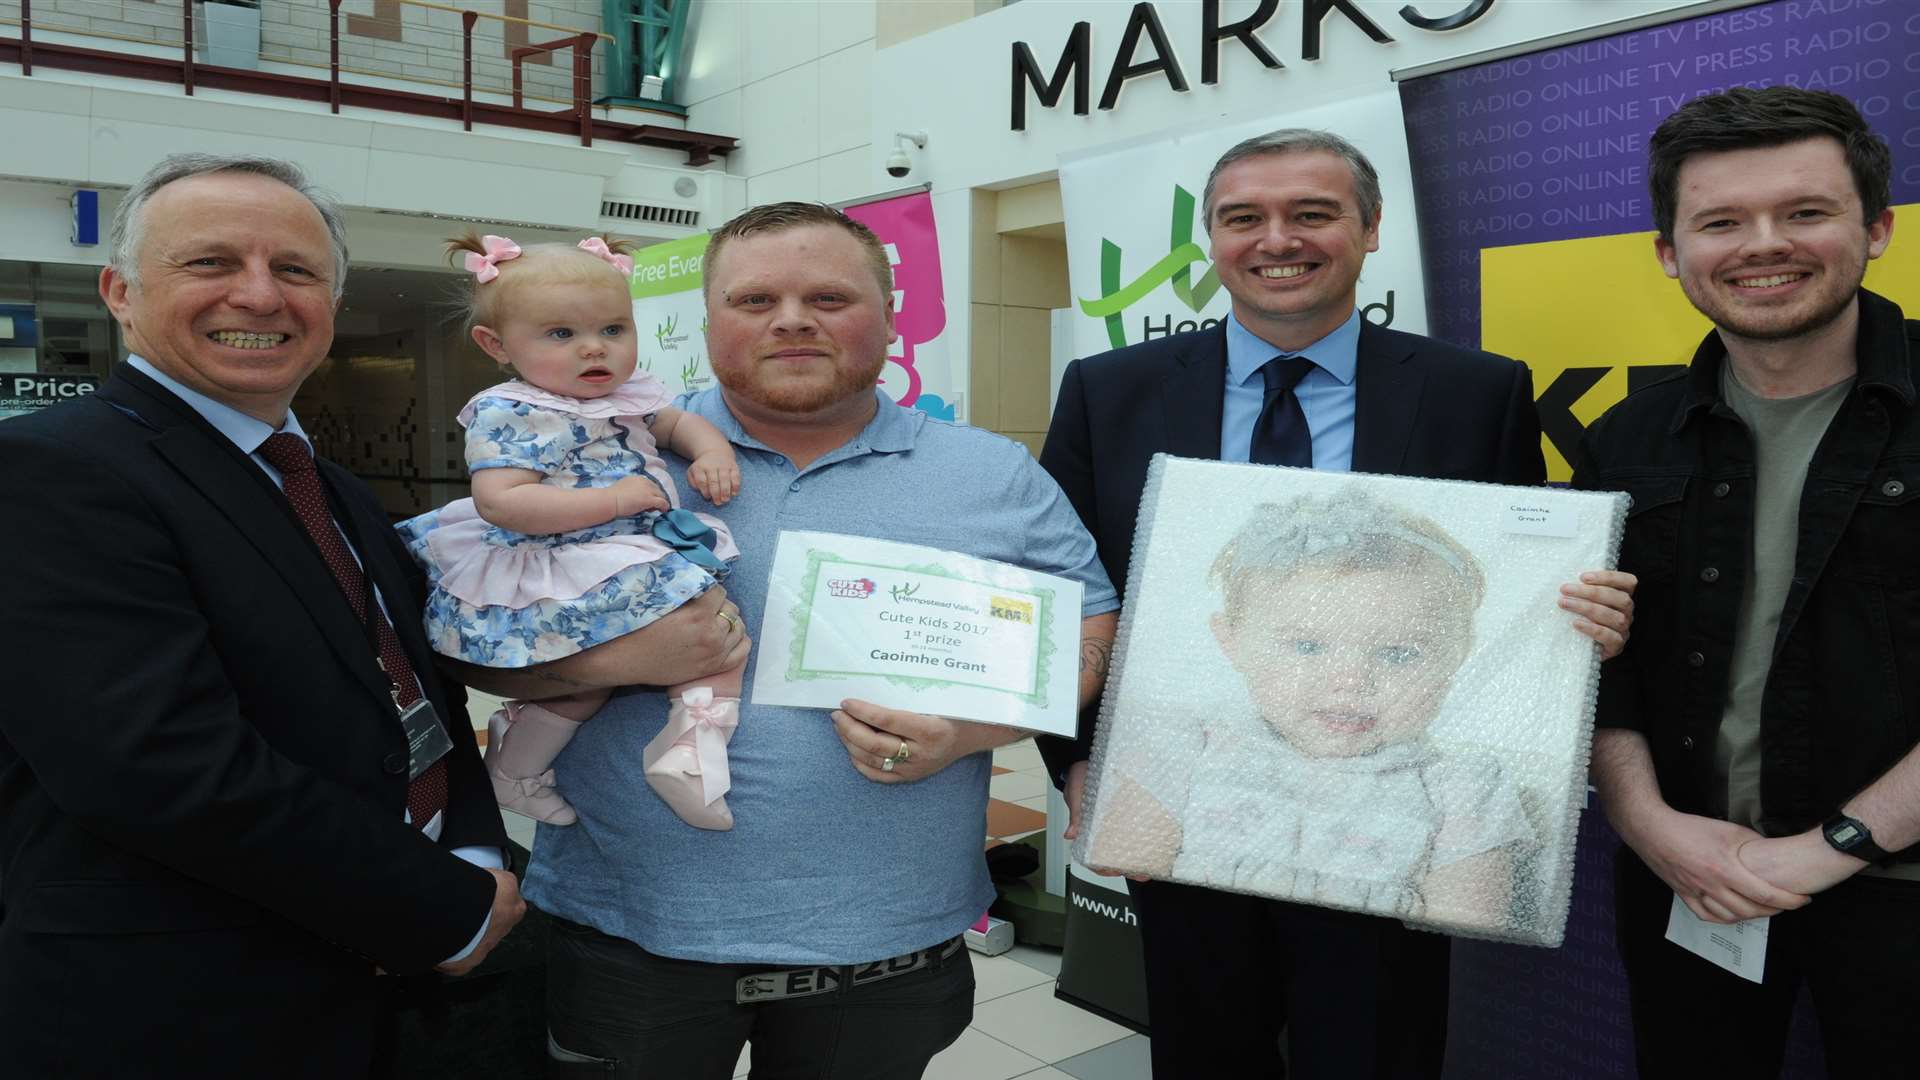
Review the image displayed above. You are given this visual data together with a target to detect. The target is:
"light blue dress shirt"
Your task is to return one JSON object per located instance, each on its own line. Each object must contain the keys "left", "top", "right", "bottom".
{"left": 1218, "top": 309, "right": 1362, "bottom": 472}
{"left": 126, "top": 356, "right": 500, "bottom": 962}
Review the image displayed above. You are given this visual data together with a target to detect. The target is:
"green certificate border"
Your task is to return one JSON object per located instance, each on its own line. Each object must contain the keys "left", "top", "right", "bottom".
{"left": 786, "top": 547, "right": 1057, "bottom": 708}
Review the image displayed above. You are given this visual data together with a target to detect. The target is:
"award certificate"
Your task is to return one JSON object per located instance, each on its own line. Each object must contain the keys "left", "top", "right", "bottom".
{"left": 749, "top": 531, "right": 1084, "bottom": 736}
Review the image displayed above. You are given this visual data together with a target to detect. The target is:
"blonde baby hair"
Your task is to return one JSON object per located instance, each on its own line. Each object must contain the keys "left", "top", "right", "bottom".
{"left": 1210, "top": 487, "right": 1487, "bottom": 631}
{"left": 446, "top": 230, "right": 637, "bottom": 338}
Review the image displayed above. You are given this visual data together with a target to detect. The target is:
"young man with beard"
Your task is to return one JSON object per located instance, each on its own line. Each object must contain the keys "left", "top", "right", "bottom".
{"left": 1040, "top": 129, "right": 1636, "bottom": 1079}
{"left": 467, "top": 202, "right": 1121, "bottom": 1079}
{"left": 1580, "top": 87, "right": 1918, "bottom": 1079}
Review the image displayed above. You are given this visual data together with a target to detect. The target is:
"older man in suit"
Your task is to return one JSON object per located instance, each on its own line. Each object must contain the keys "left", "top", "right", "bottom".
{"left": 0, "top": 154, "right": 535, "bottom": 1077}
{"left": 1040, "top": 129, "right": 1635, "bottom": 1079}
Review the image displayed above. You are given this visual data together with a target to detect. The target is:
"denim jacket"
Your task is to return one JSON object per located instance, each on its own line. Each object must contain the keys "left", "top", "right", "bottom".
{"left": 1574, "top": 290, "right": 1920, "bottom": 856}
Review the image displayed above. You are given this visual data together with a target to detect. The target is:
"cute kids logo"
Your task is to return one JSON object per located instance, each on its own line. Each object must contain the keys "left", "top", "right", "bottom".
{"left": 828, "top": 577, "right": 877, "bottom": 599}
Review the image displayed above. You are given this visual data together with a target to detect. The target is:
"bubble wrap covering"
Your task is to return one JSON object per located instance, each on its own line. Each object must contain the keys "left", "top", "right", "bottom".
{"left": 1074, "top": 456, "right": 1628, "bottom": 947}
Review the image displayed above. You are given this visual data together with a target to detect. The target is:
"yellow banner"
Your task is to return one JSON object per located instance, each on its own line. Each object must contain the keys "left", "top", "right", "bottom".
{"left": 1483, "top": 206, "right": 1920, "bottom": 481}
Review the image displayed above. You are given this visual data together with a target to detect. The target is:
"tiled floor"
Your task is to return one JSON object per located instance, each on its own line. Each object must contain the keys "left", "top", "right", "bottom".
{"left": 470, "top": 694, "right": 1151, "bottom": 1079}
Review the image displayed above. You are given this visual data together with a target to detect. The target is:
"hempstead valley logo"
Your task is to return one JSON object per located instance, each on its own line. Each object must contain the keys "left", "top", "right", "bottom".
{"left": 828, "top": 577, "right": 877, "bottom": 599}
{"left": 655, "top": 314, "right": 691, "bottom": 352}
{"left": 1078, "top": 184, "right": 1221, "bottom": 350}
{"left": 888, "top": 582, "right": 920, "bottom": 603}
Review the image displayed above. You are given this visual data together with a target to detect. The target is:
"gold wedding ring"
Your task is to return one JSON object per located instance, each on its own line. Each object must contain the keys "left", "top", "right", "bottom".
{"left": 717, "top": 611, "right": 742, "bottom": 634}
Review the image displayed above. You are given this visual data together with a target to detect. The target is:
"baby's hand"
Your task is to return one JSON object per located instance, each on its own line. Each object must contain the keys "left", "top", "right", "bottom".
{"left": 687, "top": 450, "right": 742, "bottom": 506}
{"left": 608, "top": 475, "right": 669, "bottom": 517}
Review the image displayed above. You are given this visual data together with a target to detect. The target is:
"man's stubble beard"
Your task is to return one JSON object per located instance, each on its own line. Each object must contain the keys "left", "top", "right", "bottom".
{"left": 1688, "top": 252, "right": 1866, "bottom": 345}
{"left": 714, "top": 351, "right": 887, "bottom": 415}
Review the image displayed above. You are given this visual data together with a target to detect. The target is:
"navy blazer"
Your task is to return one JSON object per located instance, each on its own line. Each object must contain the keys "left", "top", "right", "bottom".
{"left": 1038, "top": 318, "right": 1548, "bottom": 777}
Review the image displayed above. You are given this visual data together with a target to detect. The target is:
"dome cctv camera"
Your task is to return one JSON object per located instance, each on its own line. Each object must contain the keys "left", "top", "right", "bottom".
{"left": 887, "top": 131, "right": 928, "bottom": 180}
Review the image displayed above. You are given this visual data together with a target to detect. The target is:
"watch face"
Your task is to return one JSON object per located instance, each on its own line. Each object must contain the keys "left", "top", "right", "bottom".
{"left": 1832, "top": 823, "right": 1864, "bottom": 847}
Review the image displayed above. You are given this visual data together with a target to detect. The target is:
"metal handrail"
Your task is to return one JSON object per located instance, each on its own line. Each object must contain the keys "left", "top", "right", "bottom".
{"left": 7, "top": 0, "right": 686, "bottom": 152}
{"left": 393, "top": 0, "right": 615, "bottom": 43}
{"left": 2, "top": 0, "right": 734, "bottom": 163}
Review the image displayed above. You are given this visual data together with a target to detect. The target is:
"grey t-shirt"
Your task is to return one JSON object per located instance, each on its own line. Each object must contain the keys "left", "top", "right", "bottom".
{"left": 1714, "top": 365, "right": 1850, "bottom": 830}
{"left": 1713, "top": 367, "right": 1913, "bottom": 877}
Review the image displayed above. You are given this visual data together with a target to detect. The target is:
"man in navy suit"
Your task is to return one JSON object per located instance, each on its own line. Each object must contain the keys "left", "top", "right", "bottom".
{"left": 0, "top": 154, "right": 529, "bottom": 1078}
{"left": 1040, "top": 129, "right": 1635, "bottom": 1079}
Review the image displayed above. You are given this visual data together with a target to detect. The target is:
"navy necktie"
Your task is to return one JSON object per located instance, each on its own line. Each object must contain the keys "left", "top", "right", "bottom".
{"left": 1249, "top": 355, "right": 1315, "bottom": 467}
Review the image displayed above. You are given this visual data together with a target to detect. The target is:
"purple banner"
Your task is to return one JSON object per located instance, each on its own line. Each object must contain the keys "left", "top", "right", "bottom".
{"left": 1400, "top": 2, "right": 1920, "bottom": 1075}
{"left": 1402, "top": 0, "right": 1920, "bottom": 349}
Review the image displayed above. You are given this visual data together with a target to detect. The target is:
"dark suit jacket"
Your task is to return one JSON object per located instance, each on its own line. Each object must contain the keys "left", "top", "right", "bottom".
{"left": 0, "top": 366, "right": 505, "bottom": 1078}
{"left": 1038, "top": 319, "right": 1548, "bottom": 778}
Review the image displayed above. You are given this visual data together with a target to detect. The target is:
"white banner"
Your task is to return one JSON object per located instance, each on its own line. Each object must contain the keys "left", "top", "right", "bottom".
{"left": 628, "top": 233, "right": 714, "bottom": 401}
{"left": 1058, "top": 89, "right": 1429, "bottom": 362}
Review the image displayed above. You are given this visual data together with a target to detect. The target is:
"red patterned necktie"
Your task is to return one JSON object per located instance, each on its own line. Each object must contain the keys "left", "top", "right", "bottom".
{"left": 256, "top": 432, "right": 448, "bottom": 828}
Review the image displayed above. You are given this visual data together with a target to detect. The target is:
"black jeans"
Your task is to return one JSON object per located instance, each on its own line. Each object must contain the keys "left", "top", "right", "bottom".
{"left": 1615, "top": 848, "right": 1920, "bottom": 1079}
{"left": 545, "top": 916, "right": 974, "bottom": 1080}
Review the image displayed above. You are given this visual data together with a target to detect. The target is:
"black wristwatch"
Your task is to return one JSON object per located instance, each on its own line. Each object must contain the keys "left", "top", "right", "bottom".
{"left": 1822, "top": 813, "right": 1892, "bottom": 863}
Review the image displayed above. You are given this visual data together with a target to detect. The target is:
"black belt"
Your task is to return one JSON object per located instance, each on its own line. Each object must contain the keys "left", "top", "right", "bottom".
{"left": 734, "top": 937, "right": 964, "bottom": 1004}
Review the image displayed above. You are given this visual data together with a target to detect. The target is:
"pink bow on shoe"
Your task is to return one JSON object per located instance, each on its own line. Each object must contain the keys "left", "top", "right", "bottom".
{"left": 464, "top": 235, "right": 521, "bottom": 283}
{"left": 644, "top": 688, "right": 740, "bottom": 829}
{"left": 577, "top": 237, "right": 635, "bottom": 277}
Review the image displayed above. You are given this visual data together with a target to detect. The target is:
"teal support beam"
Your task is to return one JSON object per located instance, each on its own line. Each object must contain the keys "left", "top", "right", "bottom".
{"left": 603, "top": 0, "right": 692, "bottom": 104}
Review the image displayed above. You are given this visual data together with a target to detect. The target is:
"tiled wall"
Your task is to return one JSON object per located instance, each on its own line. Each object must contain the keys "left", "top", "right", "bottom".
{"left": 682, "top": 0, "right": 879, "bottom": 207}
{"left": 4, "top": 1, "right": 606, "bottom": 102}
{"left": 969, "top": 187, "right": 1069, "bottom": 459}
{"left": 271, "top": 0, "right": 608, "bottom": 102}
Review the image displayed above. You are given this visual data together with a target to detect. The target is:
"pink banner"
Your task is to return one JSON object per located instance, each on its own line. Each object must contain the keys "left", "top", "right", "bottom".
{"left": 843, "top": 191, "right": 956, "bottom": 420}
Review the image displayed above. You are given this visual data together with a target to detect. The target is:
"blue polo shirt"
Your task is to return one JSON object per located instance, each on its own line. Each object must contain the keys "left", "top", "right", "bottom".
{"left": 524, "top": 389, "right": 1118, "bottom": 965}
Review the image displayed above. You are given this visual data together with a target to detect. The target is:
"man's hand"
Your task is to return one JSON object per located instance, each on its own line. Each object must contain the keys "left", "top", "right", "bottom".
{"left": 1559, "top": 570, "right": 1637, "bottom": 659}
{"left": 831, "top": 699, "right": 1027, "bottom": 784}
{"left": 1628, "top": 808, "right": 1811, "bottom": 923}
{"left": 1062, "top": 759, "right": 1153, "bottom": 881}
{"left": 1062, "top": 760, "right": 1090, "bottom": 839}
{"left": 437, "top": 868, "right": 527, "bottom": 976}
{"left": 1738, "top": 829, "right": 1866, "bottom": 898}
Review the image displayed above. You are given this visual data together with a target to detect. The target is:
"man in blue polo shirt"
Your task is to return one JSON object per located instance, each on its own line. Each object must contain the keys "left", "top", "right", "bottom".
{"left": 480, "top": 202, "right": 1119, "bottom": 1079}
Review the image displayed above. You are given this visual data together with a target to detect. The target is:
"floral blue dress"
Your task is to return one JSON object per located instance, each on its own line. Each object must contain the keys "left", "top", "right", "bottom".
{"left": 396, "top": 376, "right": 736, "bottom": 669}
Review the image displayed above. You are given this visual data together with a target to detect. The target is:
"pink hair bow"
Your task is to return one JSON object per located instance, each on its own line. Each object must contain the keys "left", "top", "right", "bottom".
{"left": 577, "top": 237, "right": 635, "bottom": 277}
{"left": 463, "top": 235, "right": 521, "bottom": 283}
